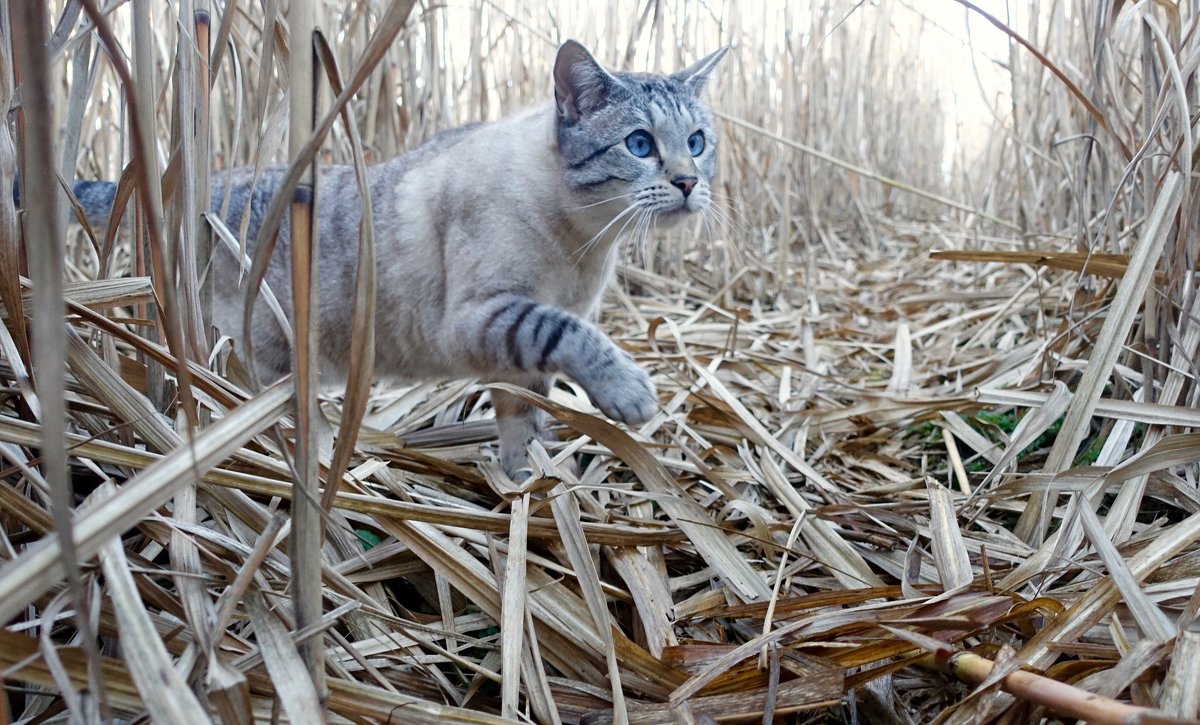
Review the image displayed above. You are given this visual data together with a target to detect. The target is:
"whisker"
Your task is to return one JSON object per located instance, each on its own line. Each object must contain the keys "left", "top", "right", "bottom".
{"left": 572, "top": 191, "right": 636, "bottom": 211}
{"left": 705, "top": 195, "right": 744, "bottom": 228}
{"left": 703, "top": 201, "right": 742, "bottom": 235}
{"left": 610, "top": 207, "right": 648, "bottom": 258}
{"left": 699, "top": 208, "right": 716, "bottom": 244}
{"left": 614, "top": 208, "right": 649, "bottom": 292}
{"left": 704, "top": 205, "right": 730, "bottom": 229}
{"left": 570, "top": 203, "right": 641, "bottom": 265}
{"left": 704, "top": 209, "right": 727, "bottom": 249}
{"left": 633, "top": 209, "right": 655, "bottom": 265}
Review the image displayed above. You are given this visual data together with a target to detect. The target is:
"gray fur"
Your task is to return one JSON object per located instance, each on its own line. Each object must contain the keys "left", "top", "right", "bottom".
{"left": 73, "top": 181, "right": 119, "bottom": 217}
{"left": 70, "top": 40, "right": 728, "bottom": 476}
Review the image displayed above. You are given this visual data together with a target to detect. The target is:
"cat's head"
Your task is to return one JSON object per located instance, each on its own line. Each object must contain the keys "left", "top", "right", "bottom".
{"left": 554, "top": 40, "right": 728, "bottom": 225}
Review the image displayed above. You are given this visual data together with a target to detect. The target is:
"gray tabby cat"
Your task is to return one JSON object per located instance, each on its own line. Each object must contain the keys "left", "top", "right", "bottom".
{"left": 73, "top": 40, "right": 728, "bottom": 476}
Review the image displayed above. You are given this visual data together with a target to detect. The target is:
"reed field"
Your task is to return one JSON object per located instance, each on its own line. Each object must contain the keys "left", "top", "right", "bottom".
{"left": 3, "top": 0, "right": 1200, "bottom": 722}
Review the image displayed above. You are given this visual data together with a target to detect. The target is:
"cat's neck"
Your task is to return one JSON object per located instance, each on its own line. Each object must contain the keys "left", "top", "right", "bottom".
{"left": 488, "top": 104, "right": 634, "bottom": 256}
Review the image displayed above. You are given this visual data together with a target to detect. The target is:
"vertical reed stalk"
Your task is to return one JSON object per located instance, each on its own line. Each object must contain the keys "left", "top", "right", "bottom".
{"left": 312, "top": 32, "right": 377, "bottom": 515}
{"left": 131, "top": 0, "right": 171, "bottom": 411}
{"left": 172, "top": 0, "right": 207, "bottom": 362}
{"left": 0, "top": 3, "right": 29, "bottom": 373}
{"left": 196, "top": 8, "right": 213, "bottom": 348}
{"left": 286, "top": 0, "right": 326, "bottom": 700}
{"left": 11, "top": 1, "right": 108, "bottom": 716}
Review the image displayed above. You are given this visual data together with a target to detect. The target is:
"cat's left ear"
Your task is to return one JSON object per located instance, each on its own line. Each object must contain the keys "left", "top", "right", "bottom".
{"left": 675, "top": 46, "right": 730, "bottom": 94}
{"left": 555, "top": 40, "right": 623, "bottom": 123}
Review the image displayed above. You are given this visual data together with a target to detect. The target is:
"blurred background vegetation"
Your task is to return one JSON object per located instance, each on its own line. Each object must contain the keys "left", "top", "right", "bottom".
{"left": 60, "top": 1, "right": 982, "bottom": 283}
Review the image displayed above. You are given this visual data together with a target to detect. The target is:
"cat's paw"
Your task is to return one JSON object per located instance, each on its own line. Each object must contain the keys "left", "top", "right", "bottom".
{"left": 586, "top": 354, "right": 656, "bottom": 425}
{"left": 499, "top": 422, "right": 558, "bottom": 479}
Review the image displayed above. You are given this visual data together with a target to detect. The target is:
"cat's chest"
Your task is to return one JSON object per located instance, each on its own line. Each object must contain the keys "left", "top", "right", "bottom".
{"left": 517, "top": 212, "right": 615, "bottom": 316}
{"left": 545, "top": 246, "right": 616, "bottom": 318}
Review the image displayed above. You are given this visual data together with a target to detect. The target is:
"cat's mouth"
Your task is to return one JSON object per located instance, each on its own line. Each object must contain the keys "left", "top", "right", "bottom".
{"left": 670, "top": 197, "right": 708, "bottom": 215}
{"left": 628, "top": 186, "right": 707, "bottom": 220}
{"left": 655, "top": 204, "right": 697, "bottom": 225}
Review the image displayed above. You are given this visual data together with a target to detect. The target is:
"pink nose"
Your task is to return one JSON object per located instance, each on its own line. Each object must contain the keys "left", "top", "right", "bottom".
{"left": 672, "top": 177, "right": 697, "bottom": 197}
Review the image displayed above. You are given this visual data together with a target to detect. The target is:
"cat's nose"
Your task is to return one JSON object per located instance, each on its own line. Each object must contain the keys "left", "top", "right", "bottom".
{"left": 671, "top": 176, "right": 698, "bottom": 197}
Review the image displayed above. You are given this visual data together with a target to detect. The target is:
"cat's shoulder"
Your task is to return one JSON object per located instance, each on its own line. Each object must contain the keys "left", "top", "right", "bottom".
{"left": 424, "top": 103, "right": 556, "bottom": 152}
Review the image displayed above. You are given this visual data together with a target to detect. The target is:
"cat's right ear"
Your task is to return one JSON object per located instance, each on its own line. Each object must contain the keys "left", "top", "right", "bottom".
{"left": 675, "top": 46, "right": 731, "bottom": 95}
{"left": 554, "top": 40, "right": 620, "bottom": 123}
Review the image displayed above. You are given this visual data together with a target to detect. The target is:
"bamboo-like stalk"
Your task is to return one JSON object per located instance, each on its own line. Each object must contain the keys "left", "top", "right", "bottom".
{"left": 286, "top": 0, "right": 326, "bottom": 699}
{"left": 196, "top": 8, "right": 213, "bottom": 348}
{"left": 923, "top": 649, "right": 1194, "bottom": 725}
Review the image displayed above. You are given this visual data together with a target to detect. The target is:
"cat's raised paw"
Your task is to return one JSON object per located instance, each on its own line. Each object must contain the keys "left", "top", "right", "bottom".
{"left": 587, "top": 358, "right": 656, "bottom": 426}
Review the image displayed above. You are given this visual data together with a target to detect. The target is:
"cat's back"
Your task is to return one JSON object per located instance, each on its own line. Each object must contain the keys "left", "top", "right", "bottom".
{"left": 382, "top": 103, "right": 561, "bottom": 227}
{"left": 210, "top": 104, "right": 557, "bottom": 249}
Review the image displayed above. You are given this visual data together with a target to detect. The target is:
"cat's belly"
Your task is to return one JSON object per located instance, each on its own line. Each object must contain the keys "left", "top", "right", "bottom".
{"left": 209, "top": 240, "right": 467, "bottom": 388}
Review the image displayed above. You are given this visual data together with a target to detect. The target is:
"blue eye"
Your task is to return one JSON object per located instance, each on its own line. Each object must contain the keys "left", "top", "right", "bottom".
{"left": 625, "top": 130, "right": 654, "bottom": 158}
{"left": 687, "top": 131, "right": 705, "bottom": 156}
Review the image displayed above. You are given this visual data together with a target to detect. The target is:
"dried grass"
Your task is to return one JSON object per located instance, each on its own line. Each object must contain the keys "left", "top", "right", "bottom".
{"left": 2, "top": 1, "right": 1200, "bottom": 723}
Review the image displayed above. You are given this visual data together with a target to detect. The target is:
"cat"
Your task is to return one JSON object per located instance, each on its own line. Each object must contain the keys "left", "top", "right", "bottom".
{"left": 59, "top": 40, "right": 728, "bottom": 476}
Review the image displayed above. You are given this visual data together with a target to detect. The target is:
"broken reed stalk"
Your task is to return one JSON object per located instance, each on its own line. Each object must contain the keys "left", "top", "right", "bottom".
{"left": 921, "top": 649, "right": 1195, "bottom": 725}
{"left": 286, "top": 0, "right": 326, "bottom": 698}
{"left": 311, "top": 32, "right": 379, "bottom": 514}
{"left": 715, "top": 111, "right": 1022, "bottom": 232}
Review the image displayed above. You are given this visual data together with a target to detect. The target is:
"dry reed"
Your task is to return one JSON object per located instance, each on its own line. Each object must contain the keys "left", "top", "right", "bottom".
{"left": 1, "top": 1, "right": 1199, "bottom": 723}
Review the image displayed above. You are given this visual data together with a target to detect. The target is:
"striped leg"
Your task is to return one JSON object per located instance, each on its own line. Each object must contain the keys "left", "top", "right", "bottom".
{"left": 463, "top": 294, "right": 656, "bottom": 425}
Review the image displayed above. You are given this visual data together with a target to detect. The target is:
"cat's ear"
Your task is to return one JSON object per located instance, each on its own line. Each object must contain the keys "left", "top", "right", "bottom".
{"left": 675, "top": 46, "right": 730, "bottom": 94}
{"left": 554, "top": 40, "right": 621, "bottom": 122}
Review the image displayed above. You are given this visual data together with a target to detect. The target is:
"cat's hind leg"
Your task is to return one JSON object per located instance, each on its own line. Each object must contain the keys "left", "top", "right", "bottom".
{"left": 492, "top": 376, "right": 556, "bottom": 478}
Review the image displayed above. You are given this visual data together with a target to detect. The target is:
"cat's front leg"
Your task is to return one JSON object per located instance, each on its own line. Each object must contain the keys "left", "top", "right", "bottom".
{"left": 459, "top": 293, "right": 657, "bottom": 426}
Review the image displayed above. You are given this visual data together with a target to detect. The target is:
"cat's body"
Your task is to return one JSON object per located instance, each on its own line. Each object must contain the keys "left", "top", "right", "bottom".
{"left": 214, "top": 104, "right": 616, "bottom": 386}
{"left": 71, "top": 41, "right": 727, "bottom": 475}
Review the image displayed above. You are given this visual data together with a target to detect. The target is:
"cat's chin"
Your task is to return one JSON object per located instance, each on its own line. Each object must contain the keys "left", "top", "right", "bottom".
{"left": 657, "top": 205, "right": 701, "bottom": 225}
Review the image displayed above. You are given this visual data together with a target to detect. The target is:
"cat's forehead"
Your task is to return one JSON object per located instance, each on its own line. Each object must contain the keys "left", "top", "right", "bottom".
{"left": 612, "top": 71, "right": 709, "bottom": 128}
